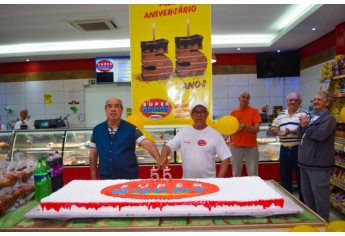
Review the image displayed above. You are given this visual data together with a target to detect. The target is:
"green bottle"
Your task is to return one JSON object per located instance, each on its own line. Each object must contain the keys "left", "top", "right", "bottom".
{"left": 34, "top": 157, "right": 52, "bottom": 202}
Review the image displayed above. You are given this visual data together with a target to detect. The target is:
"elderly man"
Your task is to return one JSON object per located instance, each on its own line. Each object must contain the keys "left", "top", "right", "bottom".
{"left": 14, "top": 108, "right": 34, "bottom": 130}
{"left": 89, "top": 97, "right": 165, "bottom": 180}
{"left": 297, "top": 91, "right": 336, "bottom": 221}
{"left": 271, "top": 92, "right": 310, "bottom": 202}
{"left": 160, "top": 100, "right": 231, "bottom": 178}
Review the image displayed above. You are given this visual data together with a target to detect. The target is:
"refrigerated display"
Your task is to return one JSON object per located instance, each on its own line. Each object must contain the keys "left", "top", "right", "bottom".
{"left": 0, "top": 131, "right": 12, "bottom": 160}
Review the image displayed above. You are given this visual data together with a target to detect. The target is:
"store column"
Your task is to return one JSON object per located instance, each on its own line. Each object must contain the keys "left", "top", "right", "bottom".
{"left": 336, "top": 22, "right": 345, "bottom": 55}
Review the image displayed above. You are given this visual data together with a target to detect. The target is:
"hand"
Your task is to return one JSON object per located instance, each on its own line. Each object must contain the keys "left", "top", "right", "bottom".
{"left": 238, "top": 120, "right": 246, "bottom": 131}
{"left": 156, "top": 155, "right": 168, "bottom": 169}
{"left": 299, "top": 114, "right": 309, "bottom": 127}
{"left": 279, "top": 128, "right": 290, "bottom": 136}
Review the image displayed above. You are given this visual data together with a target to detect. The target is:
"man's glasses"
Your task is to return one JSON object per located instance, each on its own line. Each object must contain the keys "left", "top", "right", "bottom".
{"left": 288, "top": 99, "right": 299, "bottom": 102}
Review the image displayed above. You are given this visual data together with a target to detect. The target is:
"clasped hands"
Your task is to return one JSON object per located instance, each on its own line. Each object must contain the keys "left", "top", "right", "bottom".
{"left": 155, "top": 155, "right": 169, "bottom": 169}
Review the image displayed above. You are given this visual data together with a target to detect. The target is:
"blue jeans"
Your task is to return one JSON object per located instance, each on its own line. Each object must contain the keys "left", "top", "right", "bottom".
{"left": 279, "top": 145, "right": 304, "bottom": 202}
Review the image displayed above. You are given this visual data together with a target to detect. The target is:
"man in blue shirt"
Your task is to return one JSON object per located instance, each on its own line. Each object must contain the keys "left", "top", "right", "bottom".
{"left": 89, "top": 97, "right": 164, "bottom": 179}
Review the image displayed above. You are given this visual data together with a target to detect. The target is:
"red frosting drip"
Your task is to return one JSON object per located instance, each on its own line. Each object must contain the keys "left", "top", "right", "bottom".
{"left": 40, "top": 199, "right": 284, "bottom": 212}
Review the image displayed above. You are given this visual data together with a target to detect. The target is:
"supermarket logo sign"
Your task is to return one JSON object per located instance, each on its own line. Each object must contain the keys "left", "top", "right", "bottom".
{"left": 197, "top": 140, "right": 207, "bottom": 146}
{"left": 96, "top": 59, "right": 113, "bottom": 72}
{"left": 101, "top": 179, "right": 219, "bottom": 200}
{"left": 140, "top": 99, "right": 172, "bottom": 120}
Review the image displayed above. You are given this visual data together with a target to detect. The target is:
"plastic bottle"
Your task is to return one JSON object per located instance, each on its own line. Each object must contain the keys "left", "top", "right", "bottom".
{"left": 34, "top": 157, "right": 52, "bottom": 202}
{"left": 41, "top": 157, "right": 52, "bottom": 195}
{"left": 55, "top": 150, "right": 64, "bottom": 189}
{"left": 47, "top": 152, "right": 58, "bottom": 192}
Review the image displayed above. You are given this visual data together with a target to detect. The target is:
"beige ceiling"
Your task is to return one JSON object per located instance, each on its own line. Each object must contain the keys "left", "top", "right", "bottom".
{"left": 0, "top": 4, "right": 345, "bottom": 63}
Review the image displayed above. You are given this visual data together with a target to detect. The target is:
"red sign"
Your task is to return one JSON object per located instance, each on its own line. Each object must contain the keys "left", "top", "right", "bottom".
{"left": 96, "top": 60, "right": 113, "bottom": 72}
{"left": 140, "top": 98, "right": 172, "bottom": 120}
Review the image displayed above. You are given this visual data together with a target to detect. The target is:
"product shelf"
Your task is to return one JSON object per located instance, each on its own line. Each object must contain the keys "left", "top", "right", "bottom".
{"left": 330, "top": 177, "right": 345, "bottom": 191}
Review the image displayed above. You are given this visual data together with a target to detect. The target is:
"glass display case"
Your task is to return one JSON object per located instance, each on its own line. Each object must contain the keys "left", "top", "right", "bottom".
{"left": 7, "top": 126, "right": 281, "bottom": 167}
{"left": 8, "top": 128, "right": 177, "bottom": 166}
{"left": 9, "top": 129, "right": 66, "bottom": 161}
{"left": 0, "top": 131, "right": 13, "bottom": 160}
{"left": 8, "top": 129, "right": 92, "bottom": 166}
{"left": 136, "top": 127, "right": 176, "bottom": 164}
{"left": 63, "top": 129, "right": 92, "bottom": 165}
{"left": 257, "top": 123, "right": 280, "bottom": 162}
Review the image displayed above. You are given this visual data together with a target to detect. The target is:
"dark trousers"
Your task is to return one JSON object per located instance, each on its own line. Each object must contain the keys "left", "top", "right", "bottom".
{"left": 279, "top": 145, "right": 304, "bottom": 203}
{"left": 300, "top": 167, "right": 331, "bottom": 222}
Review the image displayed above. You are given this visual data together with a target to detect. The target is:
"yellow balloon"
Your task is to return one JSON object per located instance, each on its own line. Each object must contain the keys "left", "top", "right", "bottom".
{"left": 326, "top": 220, "right": 345, "bottom": 232}
{"left": 289, "top": 225, "right": 319, "bottom": 232}
{"left": 141, "top": 129, "right": 155, "bottom": 143}
{"left": 340, "top": 107, "right": 345, "bottom": 122}
{"left": 126, "top": 115, "right": 144, "bottom": 130}
{"left": 188, "top": 117, "right": 194, "bottom": 125}
{"left": 213, "top": 115, "right": 239, "bottom": 135}
{"left": 206, "top": 117, "right": 213, "bottom": 126}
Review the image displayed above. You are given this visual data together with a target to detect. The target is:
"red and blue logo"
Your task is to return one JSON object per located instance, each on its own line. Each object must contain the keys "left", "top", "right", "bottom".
{"left": 197, "top": 139, "right": 207, "bottom": 146}
{"left": 140, "top": 99, "right": 172, "bottom": 120}
{"left": 101, "top": 179, "right": 219, "bottom": 200}
{"left": 96, "top": 59, "right": 113, "bottom": 72}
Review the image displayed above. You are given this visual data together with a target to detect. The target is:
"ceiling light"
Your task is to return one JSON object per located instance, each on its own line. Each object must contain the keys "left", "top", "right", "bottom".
{"left": 0, "top": 4, "right": 322, "bottom": 58}
{"left": 0, "top": 40, "right": 130, "bottom": 56}
{"left": 312, "top": 27, "right": 316, "bottom": 31}
{"left": 237, "top": 48, "right": 241, "bottom": 51}
{"left": 277, "top": 50, "right": 281, "bottom": 53}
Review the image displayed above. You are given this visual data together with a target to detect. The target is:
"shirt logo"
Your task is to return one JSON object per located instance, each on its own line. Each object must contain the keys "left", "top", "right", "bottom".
{"left": 197, "top": 139, "right": 207, "bottom": 146}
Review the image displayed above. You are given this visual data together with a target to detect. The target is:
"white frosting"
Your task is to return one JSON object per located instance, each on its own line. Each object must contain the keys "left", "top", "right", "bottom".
{"left": 40, "top": 177, "right": 283, "bottom": 209}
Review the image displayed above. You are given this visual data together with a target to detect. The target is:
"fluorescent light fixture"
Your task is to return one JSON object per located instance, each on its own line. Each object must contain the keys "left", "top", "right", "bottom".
{"left": 0, "top": 40, "right": 130, "bottom": 55}
{"left": 212, "top": 34, "right": 275, "bottom": 47}
{"left": 269, "top": 5, "right": 319, "bottom": 31}
{"left": 0, "top": 4, "right": 322, "bottom": 58}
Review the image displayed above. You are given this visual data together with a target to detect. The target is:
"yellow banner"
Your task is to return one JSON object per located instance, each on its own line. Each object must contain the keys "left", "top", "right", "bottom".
{"left": 130, "top": 4, "right": 212, "bottom": 125}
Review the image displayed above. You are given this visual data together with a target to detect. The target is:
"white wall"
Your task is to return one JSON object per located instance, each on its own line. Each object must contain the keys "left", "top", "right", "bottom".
{"left": 0, "top": 79, "right": 87, "bottom": 129}
{"left": 212, "top": 74, "right": 300, "bottom": 119}
{"left": 0, "top": 62, "right": 327, "bottom": 129}
{"left": 85, "top": 85, "right": 132, "bottom": 127}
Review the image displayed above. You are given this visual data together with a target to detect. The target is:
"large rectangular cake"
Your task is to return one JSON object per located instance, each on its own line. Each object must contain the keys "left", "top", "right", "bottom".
{"left": 23, "top": 176, "right": 305, "bottom": 219}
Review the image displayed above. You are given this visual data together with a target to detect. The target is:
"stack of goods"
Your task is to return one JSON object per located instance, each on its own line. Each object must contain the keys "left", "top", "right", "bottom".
{"left": 321, "top": 62, "right": 333, "bottom": 80}
{"left": 141, "top": 39, "right": 173, "bottom": 81}
{"left": 0, "top": 157, "right": 36, "bottom": 216}
{"left": 332, "top": 54, "right": 345, "bottom": 77}
{"left": 0, "top": 142, "right": 9, "bottom": 160}
{"left": 330, "top": 167, "right": 345, "bottom": 206}
{"left": 24, "top": 176, "right": 301, "bottom": 219}
{"left": 175, "top": 34, "right": 207, "bottom": 77}
{"left": 331, "top": 167, "right": 345, "bottom": 183}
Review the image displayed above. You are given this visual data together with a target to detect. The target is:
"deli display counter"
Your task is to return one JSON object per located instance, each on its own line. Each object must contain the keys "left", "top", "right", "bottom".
{"left": 5, "top": 125, "right": 281, "bottom": 183}
{"left": 257, "top": 123, "right": 280, "bottom": 162}
{"left": 0, "top": 131, "right": 12, "bottom": 160}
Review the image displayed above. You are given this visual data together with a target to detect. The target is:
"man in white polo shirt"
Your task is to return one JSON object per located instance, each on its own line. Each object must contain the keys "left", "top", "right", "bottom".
{"left": 271, "top": 92, "right": 311, "bottom": 202}
{"left": 161, "top": 100, "right": 231, "bottom": 178}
